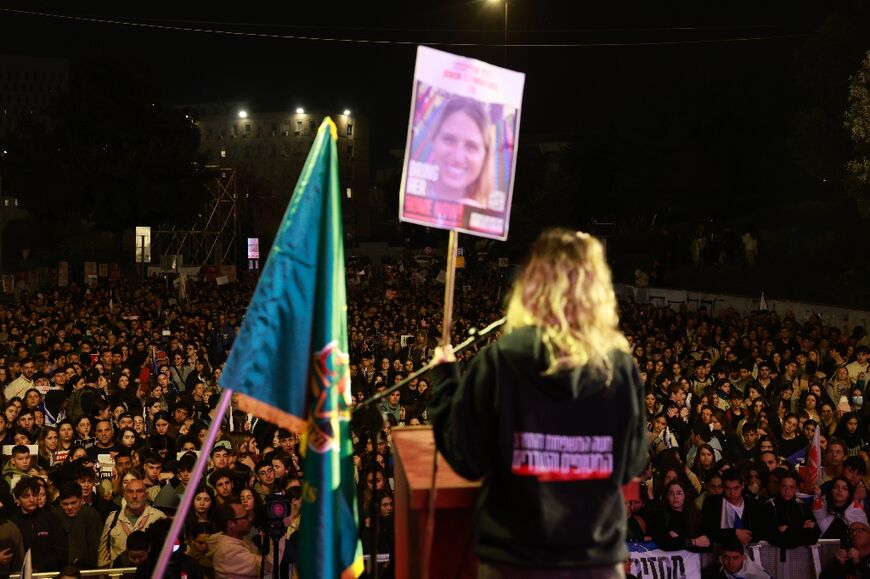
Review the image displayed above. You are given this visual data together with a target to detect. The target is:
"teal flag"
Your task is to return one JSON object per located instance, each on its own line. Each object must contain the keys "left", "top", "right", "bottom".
{"left": 222, "top": 118, "right": 363, "bottom": 578}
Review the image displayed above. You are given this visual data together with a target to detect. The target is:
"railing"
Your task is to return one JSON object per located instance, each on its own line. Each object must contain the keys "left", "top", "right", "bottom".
{"left": 9, "top": 569, "right": 137, "bottom": 579}
{"left": 633, "top": 539, "right": 842, "bottom": 579}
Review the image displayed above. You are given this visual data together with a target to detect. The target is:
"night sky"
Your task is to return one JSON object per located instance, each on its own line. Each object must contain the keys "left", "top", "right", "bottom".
{"left": 0, "top": 1, "right": 830, "bottom": 165}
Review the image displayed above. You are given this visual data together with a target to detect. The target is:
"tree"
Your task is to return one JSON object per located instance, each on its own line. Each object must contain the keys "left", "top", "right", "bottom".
{"left": 790, "top": 1, "right": 870, "bottom": 187}
{"left": 5, "top": 57, "right": 209, "bottom": 236}
{"left": 845, "top": 49, "right": 870, "bottom": 216}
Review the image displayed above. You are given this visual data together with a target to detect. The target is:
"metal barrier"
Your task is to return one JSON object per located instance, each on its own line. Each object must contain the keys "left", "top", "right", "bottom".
{"left": 9, "top": 569, "right": 137, "bottom": 579}
{"left": 697, "top": 539, "right": 841, "bottom": 579}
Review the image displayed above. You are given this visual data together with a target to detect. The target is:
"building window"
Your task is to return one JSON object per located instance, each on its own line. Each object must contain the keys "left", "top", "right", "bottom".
{"left": 206, "top": 127, "right": 213, "bottom": 140}
{"left": 347, "top": 144, "right": 354, "bottom": 159}
{"left": 282, "top": 144, "right": 289, "bottom": 157}
{"left": 347, "top": 122, "right": 353, "bottom": 136}
{"left": 270, "top": 144, "right": 277, "bottom": 158}
{"left": 282, "top": 123, "right": 290, "bottom": 136}
{"left": 231, "top": 125, "right": 238, "bottom": 138}
{"left": 219, "top": 128, "right": 225, "bottom": 139}
{"left": 245, "top": 123, "right": 251, "bottom": 135}
{"left": 295, "top": 121, "right": 302, "bottom": 136}
{"left": 244, "top": 145, "right": 251, "bottom": 158}
{"left": 309, "top": 120, "right": 316, "bottom": 133}
{"left": 271, "top": 123, "right": 277, "bottom": 136}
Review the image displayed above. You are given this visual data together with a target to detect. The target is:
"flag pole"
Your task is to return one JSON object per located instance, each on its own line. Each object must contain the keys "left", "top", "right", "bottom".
{"left": 421, "top": 229, "right": 459, "bottom": 579}
{"left": 152, "top": 387, "right": 233, "bottom": 579}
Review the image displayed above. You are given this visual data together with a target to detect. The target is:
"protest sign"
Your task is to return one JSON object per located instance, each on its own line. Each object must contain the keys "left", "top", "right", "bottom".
{"left": 628, "top": 547, "right": 701, "bottom": 579}
{"left": 399, "top": 46, "right": 525, "bottom": 241}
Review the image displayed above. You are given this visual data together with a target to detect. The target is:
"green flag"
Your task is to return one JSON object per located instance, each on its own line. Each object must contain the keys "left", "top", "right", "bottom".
{"left": 222, "top": 118, "right": 363, "bottom": 578}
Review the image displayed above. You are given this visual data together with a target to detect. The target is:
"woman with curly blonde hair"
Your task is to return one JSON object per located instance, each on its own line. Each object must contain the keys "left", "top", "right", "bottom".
{"left": 429, "top": 228, "right": 645, "bottom": 578}
{"left": 504, "top": 228, "right": 629, "bottom": 379}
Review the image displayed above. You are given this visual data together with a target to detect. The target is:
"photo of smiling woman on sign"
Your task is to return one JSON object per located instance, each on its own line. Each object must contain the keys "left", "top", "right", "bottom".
{"left": 427, "top": 96, "right": 501, "bottom": 207}
{"left": 399, "top": 47, "right": 525, "bottom": 241}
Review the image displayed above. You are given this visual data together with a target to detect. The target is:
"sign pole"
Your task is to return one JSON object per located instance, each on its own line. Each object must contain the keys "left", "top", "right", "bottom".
{"left": 441, "top": 230, "right": 459, "bottom": 345}
{"left": 152, "top": 387, "right": 233, "bottom": 578}
{"left": 422, "top": 229, "right": 459, "bottom": 579}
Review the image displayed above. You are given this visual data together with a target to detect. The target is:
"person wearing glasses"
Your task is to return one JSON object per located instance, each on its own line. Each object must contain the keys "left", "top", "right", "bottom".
{"left": 213, "top": 501, "right": 283, "bottom": 579}
{"left": 823, "top": 521, "right": 870, "bottom": 578}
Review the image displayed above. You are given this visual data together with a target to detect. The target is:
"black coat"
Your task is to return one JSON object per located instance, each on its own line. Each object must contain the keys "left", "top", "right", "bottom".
{"left": 429, "top": 327, "right": 647, "bottom": 569}
{"left": 764, "top": 497, "right": 821, "bottom": 549}
{"left": 700, "top": 494, "right": 768, "bottom": 545}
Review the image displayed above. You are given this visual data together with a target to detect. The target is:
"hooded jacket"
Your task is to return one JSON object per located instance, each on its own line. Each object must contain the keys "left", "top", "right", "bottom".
{"left": 429, "top": 326, "right": 646, "bottom": 569}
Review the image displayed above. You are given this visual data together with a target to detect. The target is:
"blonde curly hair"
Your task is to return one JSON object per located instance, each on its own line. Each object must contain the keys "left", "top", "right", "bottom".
{"left": 505, "top": 228, "right": 629, "bottom": 379}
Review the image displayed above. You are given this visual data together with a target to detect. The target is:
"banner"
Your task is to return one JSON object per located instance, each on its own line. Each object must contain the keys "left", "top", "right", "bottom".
{"left": 57, "top": 261, "right": 68, "bottom": 287}
{"left": 628, "top": 547, "right": 701, "bottom": 579}
{"left": 398, "top": 46, "right": 525, "bottom": 241}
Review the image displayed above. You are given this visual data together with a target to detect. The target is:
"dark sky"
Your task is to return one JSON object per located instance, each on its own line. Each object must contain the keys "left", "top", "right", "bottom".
{"left": 0, "top": 1, "right": 831, "bottom": 164}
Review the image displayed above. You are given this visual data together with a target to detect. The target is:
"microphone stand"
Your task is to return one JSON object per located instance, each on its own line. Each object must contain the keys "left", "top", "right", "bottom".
{"left": 353, "top": 315, "right": 505, "bottom": 579}
{"left": 353, "top": 316, "right": 507, "bottom": 414}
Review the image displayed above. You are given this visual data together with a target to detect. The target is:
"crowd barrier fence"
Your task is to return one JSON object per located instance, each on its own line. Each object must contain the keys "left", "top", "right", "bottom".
{"left": 8, "top": 568, "right": 137, "bottom": 579}
{"left": 631, "top": 539, "right": 842, "bottom": 579}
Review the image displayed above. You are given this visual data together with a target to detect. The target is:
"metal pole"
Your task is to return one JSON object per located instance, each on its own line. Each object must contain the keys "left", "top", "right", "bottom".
{"left": 422, "top": 229, "right": 459, "bottom": 579}
{"left": 152, "top": 387, "right": 233, "bottom": 579}
{"left": 504, "top": 0, "right": 509, "bottom": 66}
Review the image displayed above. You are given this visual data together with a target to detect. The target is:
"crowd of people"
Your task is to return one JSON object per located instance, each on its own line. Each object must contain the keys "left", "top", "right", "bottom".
{"left": 624, "top": 302, "right": 870, "bottom": 578}
{"left": 0, "top": 257, "right": 506, "bottom": 579}
{"left": 0, "top": 252, "right": 867, "bottom": 578}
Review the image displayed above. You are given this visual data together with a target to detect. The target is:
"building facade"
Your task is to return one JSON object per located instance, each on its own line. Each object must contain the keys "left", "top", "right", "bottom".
{"left": 188, "top": 103, "right": 370, "bottom": 245}
{"left": 0, "top": 55, "right": 70, "bottom": 138}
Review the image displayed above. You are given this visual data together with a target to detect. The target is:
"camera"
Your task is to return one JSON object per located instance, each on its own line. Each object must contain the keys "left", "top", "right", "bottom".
{"left": 265, "top": 492, "right": 290, "bottom": 540}
{"left": 841, "top": 534, "right": 852, "bottom": 551}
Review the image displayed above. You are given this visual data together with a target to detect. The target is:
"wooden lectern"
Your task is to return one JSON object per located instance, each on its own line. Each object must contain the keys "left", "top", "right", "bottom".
{"left": 391, "top": 427, "right": 640, "bottom": 579}
{"left": 392, "top": 426, "right": 480, "bottom": 579}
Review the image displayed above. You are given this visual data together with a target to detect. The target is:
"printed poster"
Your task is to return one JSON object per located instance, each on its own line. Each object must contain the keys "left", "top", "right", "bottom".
{"left": 399, "top": 46, "right": 525, "bottom": 241}
{"left": 628, "top": 547, "right": 702, "bottom": 579}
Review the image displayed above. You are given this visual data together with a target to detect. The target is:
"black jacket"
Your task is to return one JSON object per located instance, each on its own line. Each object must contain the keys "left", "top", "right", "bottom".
{"left": 765, "top": 496, "right": 821, "bottom": 549}
{"left": 700, "top": 494, "right": 768, "bottom": 545}
{"left": 9, "top": 507, "right": 67, "bottom": 572}
{"left": 429, "top": 327, "right": 647, "bottom": 569}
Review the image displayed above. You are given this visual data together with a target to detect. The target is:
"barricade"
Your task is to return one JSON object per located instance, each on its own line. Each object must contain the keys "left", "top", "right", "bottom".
{"left": 9, "top": 569, "right": 137, "bottom": 579}
{"left": 632, "top": 539, "right": 843, "bottom": 579}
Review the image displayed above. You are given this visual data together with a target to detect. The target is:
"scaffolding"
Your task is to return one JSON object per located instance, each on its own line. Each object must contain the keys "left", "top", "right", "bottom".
{"left": 154, "top": 166, "right": 238, "bottom": 267}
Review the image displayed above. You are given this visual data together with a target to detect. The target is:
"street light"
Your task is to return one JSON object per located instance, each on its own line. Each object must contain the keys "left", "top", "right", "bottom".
{"left": 488, "top": 0, "right": 508, "bottom": 66}
{"left": 343, "top": 109, "right": 351, "bottom": 116}
{"left": 295, "top": 107, "right": 305, "bottom": 114}
{"left": 238, "top": 110, "right": 248, "bottom": 119}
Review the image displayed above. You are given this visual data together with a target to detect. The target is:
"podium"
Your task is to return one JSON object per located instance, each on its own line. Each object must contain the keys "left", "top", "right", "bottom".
{"left": 392, "top": 427, "right": 480, "bottom": 579}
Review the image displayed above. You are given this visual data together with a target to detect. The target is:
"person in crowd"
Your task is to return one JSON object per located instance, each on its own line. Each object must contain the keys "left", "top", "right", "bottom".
{"left": 53, "top": 481, "right": 102, "bottom": 568}
{"left": 9, "top": 476, "right": 67, "bottom": 572}
{"left": 764, "top": 471, "right": 821, "bottom": 553}
{"left": 821, "top": 521, "right": 870, "bottom": 578}
{"left": 0, "top": 479, "right": 24, "bottom": 575}
{"left": 702, "top": 536, "right": 771, "bottom": 579}
{"left": 111, "top": 529, "right": 150, "bottom": 568}
{"left": 97, "top": 478, "right": 165, "bottom": 567}
{"left": 701, "top": 468, "right": 767, "bottom": 546}
{"left": 212, "top": 501, "right": 282, "bottom": 579}
{"left": 812, "top": 476, "right": 869, "bottom": 542}
{"left": 649, "top": 480, "right": 712, "bottom": 552}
